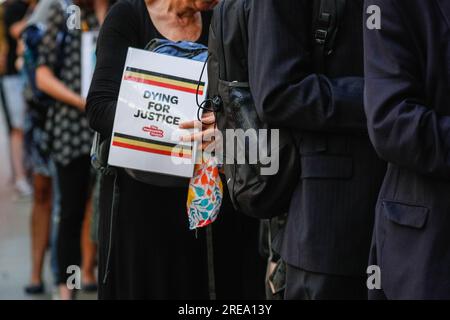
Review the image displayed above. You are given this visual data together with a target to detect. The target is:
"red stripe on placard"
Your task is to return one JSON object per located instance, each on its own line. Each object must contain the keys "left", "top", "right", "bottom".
{"left": 123, "top": 75, "right": 204, "bottom": 95}
{"left": 112, "top": 141, "right": 192, "bottom": 159}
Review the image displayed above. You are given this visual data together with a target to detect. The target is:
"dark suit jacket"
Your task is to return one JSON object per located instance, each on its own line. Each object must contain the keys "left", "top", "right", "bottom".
{"left": 364, "top": 0, "right": 450, "bottom": 299}
{"left": 248, "top": 0, "right": 386, "bottom": 277}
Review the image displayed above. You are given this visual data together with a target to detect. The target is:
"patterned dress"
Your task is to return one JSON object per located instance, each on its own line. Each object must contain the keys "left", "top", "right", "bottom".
{"left": 38, "top": 2, "right": 98, "bottom": 166}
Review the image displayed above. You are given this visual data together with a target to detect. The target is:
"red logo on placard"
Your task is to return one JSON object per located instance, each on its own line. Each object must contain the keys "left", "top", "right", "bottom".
{"left": 143, "top": 125, "right": 164, "bottom": 138}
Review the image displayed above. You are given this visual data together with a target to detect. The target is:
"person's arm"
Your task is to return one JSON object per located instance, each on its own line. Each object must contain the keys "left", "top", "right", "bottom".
{"left": 86, "top": 1, "right": 139, "bottom": 137}
{"left": 36, "top": 2, "right": 85, "bottom": 111}
{"left": 36, "top": 66, "right": 86, "bottom": 110}
{"left": 4, "top": 1, "right": 27, "bottom": 39}
{"left": 248, "top": 0, "right": 366, "bottom": 133}
{"left": 9, "top": 19, "right": 27, "bottom": 39}
{"left": 364, "top": 0, "right": 450, "bottom": 178}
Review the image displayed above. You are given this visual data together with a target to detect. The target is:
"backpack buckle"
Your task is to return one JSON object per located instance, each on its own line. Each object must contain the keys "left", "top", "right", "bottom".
{"left": 315, "top": 29, "right": 328, "bottom": 45}
{"left": 211, "top": 96, "right": 223, "bottom": 112}
{"left": 315, "top": 12, "right": 331, "bottom": 45}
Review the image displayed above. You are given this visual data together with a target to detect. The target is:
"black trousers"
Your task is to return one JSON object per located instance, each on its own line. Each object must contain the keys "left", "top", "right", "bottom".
{"left": 55, "top": 155, "right": 91, "bottom": 284}
{"left": 285, "top": 264, "right": 367, "bottom": 300}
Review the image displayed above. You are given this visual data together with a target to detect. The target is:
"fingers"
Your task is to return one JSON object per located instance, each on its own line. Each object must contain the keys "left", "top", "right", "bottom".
{"left": 179, "top": 119, "right": 202, "bottom": 130}
{"left": 179, "top": 112, "right": 215, "bottom": 129}
{"left": 201, "top": 112, "right": 216, "bottom": 125}
{"left": 178, "top": 113, "right": 218, "bottom": 152}
{"left": 179, "top": 127, "right": 216, "bottom": 143}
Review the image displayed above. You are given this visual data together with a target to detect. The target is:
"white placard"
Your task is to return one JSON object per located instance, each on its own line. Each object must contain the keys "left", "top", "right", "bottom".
{"left": 108, "top": 48, "right": 208, "bottom": 178}
{"left": 81, "top": 31, "right": 99, "bottom": 98}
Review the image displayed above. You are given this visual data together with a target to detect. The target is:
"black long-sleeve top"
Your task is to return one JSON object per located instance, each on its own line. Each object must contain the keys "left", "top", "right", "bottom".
{"left": 86, "top": 0, "right": 211, "bottom": 138}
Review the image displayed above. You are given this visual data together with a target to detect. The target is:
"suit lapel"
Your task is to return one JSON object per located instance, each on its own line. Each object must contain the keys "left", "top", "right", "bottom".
{"left": 435, "top": 0, "right": 450, "bottom": 29}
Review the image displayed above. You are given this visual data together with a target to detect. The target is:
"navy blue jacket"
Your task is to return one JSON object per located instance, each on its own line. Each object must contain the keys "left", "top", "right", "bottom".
{"left": 248, "top": 0, "right": 386, "bottom": 277}
{"left": 364, "top": 0, "right": 450, "bottom": 299}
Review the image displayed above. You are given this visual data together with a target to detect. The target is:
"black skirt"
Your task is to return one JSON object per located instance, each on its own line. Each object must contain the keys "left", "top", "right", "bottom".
{"left": 97, "top": 169, "right": 266, "bottom": 300}
{"left": 98, "top": 169, "right": 209, "bottom": 299}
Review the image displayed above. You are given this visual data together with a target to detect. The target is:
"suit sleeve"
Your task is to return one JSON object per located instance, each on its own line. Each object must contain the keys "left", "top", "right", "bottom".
{"left": 364, "top": 0, "right": 450, "bottom": 177}
{"left": 86, "top": 0, "right": 139, "bottom": 137}
{"left": 248, "top": 0, "right": 367, "bottom": 133}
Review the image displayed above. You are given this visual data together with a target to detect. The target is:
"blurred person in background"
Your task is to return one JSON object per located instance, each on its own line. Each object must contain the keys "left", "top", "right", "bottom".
{"left": 17, "top": 0, "right": 54, "bottom": 295}
{"left": 2, "top": 0, "right": 33, "bottom": 197}
{"left": 0, "top": 3, "right": 8, "bottom": 76}
{"left": 20, "top": 0, "right": 66, "bottom": 296}
{"left": 35, "top": 0, "right": 110, "bottom": 299}
{"left": 0, "top": 2, "right": 12, "bottom": 134}
{"left": 0, "top": 0, "right": 54, "bottom": 295}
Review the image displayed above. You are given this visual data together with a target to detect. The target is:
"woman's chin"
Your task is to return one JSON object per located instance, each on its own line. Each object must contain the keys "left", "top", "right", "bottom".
{"left": 196, "top": 0, "right": 219, "bottom": 11}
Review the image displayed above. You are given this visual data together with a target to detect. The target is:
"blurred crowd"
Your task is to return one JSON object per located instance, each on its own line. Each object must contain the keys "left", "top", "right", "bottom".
{"left": 0, "top": 0, "right": 104, "bottom": 299}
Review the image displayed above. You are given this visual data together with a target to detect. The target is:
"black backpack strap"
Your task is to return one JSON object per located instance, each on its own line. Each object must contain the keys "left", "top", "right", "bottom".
{"left": 313, "top": 0, "right": 347, "bottom": 73}
{"left": 205, "top": 225, "right": 216, "bottom": 300}
{"left": 102, "top": 167, "right": 120, "bottom": 284}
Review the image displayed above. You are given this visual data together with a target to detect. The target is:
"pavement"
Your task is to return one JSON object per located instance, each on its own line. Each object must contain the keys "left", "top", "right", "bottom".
{"left": 0, "top": 93, "right": 96, "bottom": 300}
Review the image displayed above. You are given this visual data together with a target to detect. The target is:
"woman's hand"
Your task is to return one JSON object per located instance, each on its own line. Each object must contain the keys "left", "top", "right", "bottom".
{"left": 179, "top": 112, "right": 218, "bottom": 151}
{"left": 36, "top": 65, "right": 86, "bottom": 111}
{"left": 15, "top": 40, "right": 25, "bottom": 71}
